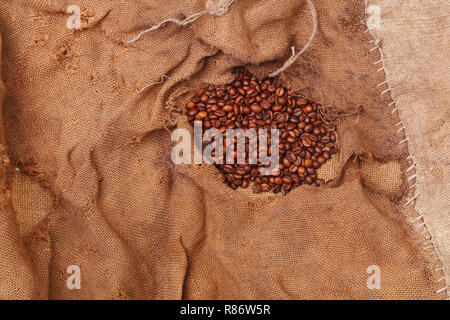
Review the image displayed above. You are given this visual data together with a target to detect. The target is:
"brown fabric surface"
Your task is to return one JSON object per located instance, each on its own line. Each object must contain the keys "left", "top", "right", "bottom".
{"left": 369, "top": 0, "right": 450, "bottom": 298}
{"left": 0, "top": 0, "right": 443, "bottom": 299}
{"left": 0, "top": 31, "right": 35, "bottom": 300}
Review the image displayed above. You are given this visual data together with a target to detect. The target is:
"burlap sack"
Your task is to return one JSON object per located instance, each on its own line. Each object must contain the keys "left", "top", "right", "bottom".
{"left": 0, "top": 0, "right": 447, "bottom": 299}
{"left": 367, "top": 0, "right": 449, "bottom": 298}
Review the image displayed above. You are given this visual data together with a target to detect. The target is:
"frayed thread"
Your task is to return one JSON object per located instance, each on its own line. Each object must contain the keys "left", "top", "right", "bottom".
{"left": 138, "top": 75, "right": 169, "bottom": 93}
{"left": 268, "top": 0, "right": 317, "bottom": 78}
{"left": 127, "top": 0, "right": 317, "bottom": 78}
{"left": 125, "top": 0, "right": 236, "bottom": 44}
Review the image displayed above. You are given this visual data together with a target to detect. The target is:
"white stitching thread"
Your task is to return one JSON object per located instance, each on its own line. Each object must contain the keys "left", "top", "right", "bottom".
{"left": 381, "top": 87, "right": 391, "bottom": 95}
{"left": 404, "top": 194, "right": 418, "bottom": 207}
{"left": 408, "top": 182, "right": 417, "bottom": 189}
{"left": 377, "top": 80, "right": 388, "bottom": 87}
{"left": 436, "top": 286, "right": 448, "bottom": 294}
{"left": 410, "top": 214, "right": 424, "bottom": 223}
{"left": 416, "top": 222, "right": 426, "bottom": 229}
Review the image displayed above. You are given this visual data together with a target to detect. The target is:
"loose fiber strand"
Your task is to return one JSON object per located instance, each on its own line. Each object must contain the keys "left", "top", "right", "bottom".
{"left": 138, "top": 75, "right": 169, "bottom": 93}
{"left": 125, "top": 0, "right": 236, "bottom": 44}
{"left": 268, "top": 0, "right": 318, "bottom": 77}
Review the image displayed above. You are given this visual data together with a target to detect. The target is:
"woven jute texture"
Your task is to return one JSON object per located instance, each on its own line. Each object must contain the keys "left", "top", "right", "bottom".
{"left": 0, "top": 0, "right": 445, "bottom": 299}
{"left": 369, "top": 0, "right": 450, "bottom": 298}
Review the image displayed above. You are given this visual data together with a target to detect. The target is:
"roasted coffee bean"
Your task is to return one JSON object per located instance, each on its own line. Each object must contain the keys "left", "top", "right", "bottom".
{"left": 223, "top": 105, "right": 234, "bottom": 112}
{"left": 297, "top": 166, "right": 306, "bottom": 175}
{"left": 185, "top": 68, "right": 337, "bottom": 195}
{"left": 274, "top": 177, "right": 283, "bottom": 184}
{"left": 250, "top": 104, "right": 263, "bottom": 113}
{"left": 282, "top": 158, "right": 291, "bottom": 167}
{"left": 313, "top": 127, "right": 321, "bottom": 135}
{"left": 272, "top": 168, "right": 281, "bottom": 176}
{"left": 261, "top": 99, "right": 271, "bottom": 109}
{"left": 301, "top": 138, "right": 311, "bottom": 147}
{"left": 272, "top": 184, "right": 281, "bottom": 193}
{"left": 289, "top": 152, "right": 297, "bottom": 162}
{"left": 304, "top": 158, "right": 313, "bottom": 168}
{"left": 304, "top": 124, "right": 313, "bottom": 133}
{"left": 187, "top": 101, "right": 196, "bottom": 110}
{"left": 296, "top": 97, "right": 308, "bottom": 106}
{"left": 197, "top": 88, "right": 206, "bottom": 97}
{"left": 278, "top": 96, "right": 287, "bottom": 105}
{"left": 197, "top": 111, "right": 208, "bottom": 119}
{"left": 281, "top": 184, "right": 291, "bottom": 196}
{"left": 272, "top": 104, "right": 282, "bottom": 112}
{"left": 303, "top": 104, "right": 313, "bottom": 113}
{"left": 276, "top": 87, "right": 285, "bottom": 96}
{"left": 287, "top": 136, "right": 296, "bottom": 143}
{"left": 317, "top": 155, "right": 326, "bottom": 164}
{"left": 282, "top": 176, "right": 293, "bottom": 184}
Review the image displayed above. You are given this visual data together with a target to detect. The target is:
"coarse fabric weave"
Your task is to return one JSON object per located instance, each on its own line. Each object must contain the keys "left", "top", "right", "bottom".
{"left": 0, "top": 0, "right": 447, "bottom": 299}
{"left": 369, "top": 0, "right": 450, "bottom": 298}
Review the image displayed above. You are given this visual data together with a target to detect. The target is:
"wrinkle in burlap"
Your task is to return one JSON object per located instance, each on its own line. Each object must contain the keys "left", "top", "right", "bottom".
{"left": 0, "top": 0, "right": 443, "bottom": 299}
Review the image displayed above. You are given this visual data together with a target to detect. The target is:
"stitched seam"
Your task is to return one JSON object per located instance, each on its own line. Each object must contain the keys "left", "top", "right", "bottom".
{"left": 362, "top": 0, "right": 448, "bottom": 299}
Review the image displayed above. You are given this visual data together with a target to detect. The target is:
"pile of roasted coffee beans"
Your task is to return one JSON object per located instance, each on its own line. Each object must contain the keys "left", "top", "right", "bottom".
{"left": 186, "top": 69, "right": 337, "bottom": 195}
